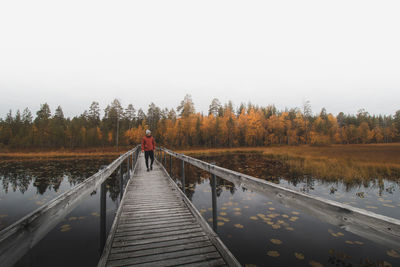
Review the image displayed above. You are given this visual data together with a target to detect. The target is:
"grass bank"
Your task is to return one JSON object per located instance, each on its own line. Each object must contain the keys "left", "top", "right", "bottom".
{"left": 177, "top": 144, "right": 400, "bottom": 182}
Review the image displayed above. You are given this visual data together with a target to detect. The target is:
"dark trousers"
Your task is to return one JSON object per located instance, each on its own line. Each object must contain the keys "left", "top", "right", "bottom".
{"left": 144, "top": 150, "right": 154, "bottom": 169}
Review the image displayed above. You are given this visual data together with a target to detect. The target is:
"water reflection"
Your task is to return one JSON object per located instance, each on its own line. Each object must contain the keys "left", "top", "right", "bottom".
{"left": 163, "top": 153, "right": 400, "bottom": 267}
{"left": 0, "top": 157, "right": 129, "bottom": 267}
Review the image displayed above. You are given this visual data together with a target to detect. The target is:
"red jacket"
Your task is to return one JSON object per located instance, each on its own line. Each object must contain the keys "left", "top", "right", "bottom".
{"left": 141, "top": 135, "right": 155, "bottom": 151}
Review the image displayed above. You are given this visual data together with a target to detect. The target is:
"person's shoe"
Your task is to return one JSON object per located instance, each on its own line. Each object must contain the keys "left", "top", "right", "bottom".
{"left": 147, "top": 168, "right": 150, "bottom": 172}
{"left": 150, "top": 166, "right": 153, "bottom": 170}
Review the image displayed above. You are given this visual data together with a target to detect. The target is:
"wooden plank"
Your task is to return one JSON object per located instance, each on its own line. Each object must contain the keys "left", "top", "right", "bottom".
{"left": 117, "top": 217, "right": 196, "bottom": 229}
{"left": 162, "top": 147, "right": 400, "bottom": 249}
{"left": 116, "top": 220, "right": 196, "bottom": 232}
{"left": 115, "top": 224, "right": 199, "bottom": 236}
{"left": 0, "top": 146, "right": 140, "bottom": 267}
{"left": 108, "top": 240, "right": 213, "bottom": 260}
{"left": 110, "top": 236, "right": 210, "bottom": 254}
{"left": 117, "top": 252, "right": 223, "bottom": 267}
{"left": 113, "top": 227, "right": 204, "bottom": 242}
{"left": 111, "top": 232, "right": 207, "bottom": 248}
{"left": 107, "top": 246, "right": 218, "bottom": 267}
{"left": 183, "top": 258, "right": 227, "bottom": 267}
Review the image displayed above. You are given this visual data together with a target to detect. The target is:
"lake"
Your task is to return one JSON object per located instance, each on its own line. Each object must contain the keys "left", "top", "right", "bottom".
{"left": 1, "top": 152, "right": 399, "bottom": 267}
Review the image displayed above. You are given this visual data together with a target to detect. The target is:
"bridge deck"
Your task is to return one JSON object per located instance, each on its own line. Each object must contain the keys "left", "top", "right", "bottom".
{"left": 98, "top": 153, "right": 239, "bottom": 267}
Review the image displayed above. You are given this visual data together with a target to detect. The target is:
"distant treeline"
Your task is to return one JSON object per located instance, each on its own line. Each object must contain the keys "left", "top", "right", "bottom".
{"left": 1, "top": 94, "right": 399, "bottom": 150}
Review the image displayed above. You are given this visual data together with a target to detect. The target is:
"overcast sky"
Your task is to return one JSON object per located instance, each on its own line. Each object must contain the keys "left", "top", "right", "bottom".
{"left": 1, "top": 0, "right": 399, "bottom": 118}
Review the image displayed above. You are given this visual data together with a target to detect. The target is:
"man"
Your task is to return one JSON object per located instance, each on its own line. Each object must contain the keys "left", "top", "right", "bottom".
{"left": 141, "top": 129, "right": 155, "bottom": 172}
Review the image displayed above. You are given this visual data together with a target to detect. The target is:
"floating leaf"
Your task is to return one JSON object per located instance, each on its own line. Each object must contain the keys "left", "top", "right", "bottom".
{"left": 220, "top": 212, "right": 227, "bottom": 216}
{"left": 366, "top": 206, "right": 378, "bottom": 209}
{"left": 266, "top": 221, "right": 274, "bottom": 225}
{"left": 289, "top": 217, "right": 299, "bottom": 222}
{"left": 292, "top": 211, "right": 300, "bottom": 215}
{"left": 68, "top": 217, "right": 77, "bottom": 221}
{"left": 244, "top": 205, "right": 250, "bottom": 209}
{"left": 309, "top": 260, "right": 323, "bottom": 267}
{"left": 266, "top": 201, "right": 273, "bottom": 205}
{"left": 286, "top": 227, "right": 294, "bottom": 231}
{"left": 249, "top": 216, "right": 258, "bottom": 220}
{"left": 234, "top": 224, "right": 244, "bottom": 229}
{"left": 218, "top": 216, "right": 230, "bottom": 222}
{"left": 217, "top": 222, "right": 224, "bottom": 226}
{"left": 208, "top": 208, "right": 212, "bottom": 211}
{"left": 35, "top": 201, "right": 44, "bottom": 206}
{"left": 91, "top": 212, "right": 100, "bottom": 217}
{"left": 233, "top": 208, "right": 241, "bottom": 211}
{"left": 221, "top": 207, "right": 228, "bottom": 210}
{"left": 354, "top": 241, "right": 363, "bottom": 245}
{"left": 234, "top": 212, "right": 242, "bottom": 216}
{"left": 207, "top": 218, "right": 213, "bottom": 222}
{"left": 337, "top": 232, "right": 344, "bottom": 237}
{"left": 200, "top": 209, "right": 207, "bottom": 213}
{"left": 270, "top": 239, "right": 282, "bottom": 245}
{"left": 387, "top": 249, "right": 400, "bottom": 258}
{"left": 60, "top": 224, "right": 70, "bottom": 228}
{"left": 267, "top": 251, "right": 279, "bottom": 257}
{"left": 294, "top": 252, "right": 304, "bottom": 260}
{"left": 272, "top": 224, "right": 281, "bottom": 229}
{"left": 331, "top": 233, "right": 338, "bottom": 237}
{"left": 269, "top": 207, "right": 275, "bottom": 211}
{"left": 257, "top": 213, "right": 266, "bottom": 218}
{"left": 277, "top": 220, "right": 285, "bottom": 224}
{"left": 345, "top": 241, "right": 354, "bottom": 245}
{"left": 383, "top": 204, "right": 396, "bottom": 208}
{"left": 282, "top": 214, "right": 289, "bottom": 218}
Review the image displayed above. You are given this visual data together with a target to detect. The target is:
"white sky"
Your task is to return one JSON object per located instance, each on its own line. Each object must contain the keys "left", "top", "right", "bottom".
{"left": 1, "top": 0, "right": 399, "bottom": 118}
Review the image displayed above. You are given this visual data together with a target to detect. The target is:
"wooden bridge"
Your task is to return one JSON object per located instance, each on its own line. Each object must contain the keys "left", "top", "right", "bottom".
{"left": 1, "top": 146, "right": 400, "bottom": 267}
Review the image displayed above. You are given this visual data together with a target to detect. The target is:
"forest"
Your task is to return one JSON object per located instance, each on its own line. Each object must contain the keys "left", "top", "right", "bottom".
{"left": 1, "top": 94, "right": 399, "bottom": 150}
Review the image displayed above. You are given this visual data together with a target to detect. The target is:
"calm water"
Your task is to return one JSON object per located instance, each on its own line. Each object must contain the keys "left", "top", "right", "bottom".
{"left": 0, "top": 157, "right": 128, "bottom": 267}
{"left": 1, "top": 153, "right": 399, "bottom": 267}
{"left": 166, "top": 153, "right": 400, "bottom": 267}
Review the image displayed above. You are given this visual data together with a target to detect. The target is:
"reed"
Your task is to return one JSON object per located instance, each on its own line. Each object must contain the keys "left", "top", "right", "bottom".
{"left": 179, "top": 144, "right": 400, "bottom": 182}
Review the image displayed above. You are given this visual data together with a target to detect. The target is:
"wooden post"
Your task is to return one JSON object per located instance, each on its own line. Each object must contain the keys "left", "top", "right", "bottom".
{"left": 164, "top": 150, "right": 166, "bottom": 166}
{"left": 211, "top": 162, "right": 217, "bottom": 233}
{"left": 119, "top": 164, "right": 123, "bottom": 201}
{"left": 181, "top": 159, "right": 185, "bottom": 194}
{"left": 127, "top": 157, "right": 130, "bottom": 177}
{"left": 170, "top": 154, "right": 172, "bottom": 177}
{"left": 100, "top": 181, "right": 106, "bottom": 252}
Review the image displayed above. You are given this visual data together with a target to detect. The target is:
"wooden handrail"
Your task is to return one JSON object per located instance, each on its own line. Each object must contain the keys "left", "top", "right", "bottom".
{"left": 160, "top": 147, "right": 400, "bottom": 250}
{"left": 0, "top": 146, "right": 140, "bottom": 267}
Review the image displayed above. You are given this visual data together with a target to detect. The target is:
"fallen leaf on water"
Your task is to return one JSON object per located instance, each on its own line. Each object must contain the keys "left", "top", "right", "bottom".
{"left": 234, "top": 224, "right": 244, "bottom": 229}
{"left": 282, "top": 214, "right": 289, "bottom": 218}
{"left": 387, "top": 249, "right": 400, "bottom": 258}
{"left": 272, "top": 224, "right": 281, "bottom": 229}
{"left": 292, "top": 211, "right": 300, "bottom": 215}
{"left": 267, "top": 251, "right": 279, "bottom": 257}
{"left": 207, "top": 208, "right": 212, "bottom": 211}
{"left": 60, "top": 224, "right": 70, "bottom": 228}
{"left": 345, "top": 241, "right": 354, "bottom": 245}
{"left": 244, "top": 206, "right": 249, "bottom": 209}
{"left": 331, "top": 233, "right": 338, "bottom": 237}
{"left": 60, "top": 227, "right": 71, "bottom": 232}
{"left": 366, "top": 206, "right": 378, "bottom": 209}
{"left": 277, "top": 220, "right": 285, "bottom": 224}
{"left": 270, "top": 239, "right": 282, "bottom": 245}
{"left": 266, "top": 201, "right": 273, "bottom": 205}
{"left": 91, "top": 212, "right": 100, "bottom": 217}
{"left": 233, "top": 208, "right": 241, "bottom": 211}
{"left": 309, "top": 260, "right": 323, "bottom": 267}
{"left": 266, "top": 221, "right": 274, "bottom": 225}
{"left": 221, "top": 207, "right": 228, "bottom": 210}
{"left": 200, "top": 209, "right": 207, "bottom": 213}
{"left": 217, "top": 222, "right": 224, "bottom": 226}
{"left": 337, "top": 232, "right": 344, "bottom": 237}
{"left": 68, "top": 217, "right": 77, "bottom": 221}
{"left": 269, "top": 207, "right": 275, "bottom": 211}
{"left": 289, "top": 217, "right": 299, "bottom": 222}
{"left": 286, "top": 227, "right": 294, "bottom": 231}
{"left": 35, "top": 201, "right": 44, "bottom": 206}
{"left": 249, "top": 216, "right": 258, "bottom": 220}
{"left": 354, "top": 241, "right": 363, "bottom": 245}
{"left": 294, "top": 252, "right": 304, "bottom": 260}
{"left": 257, "top": 213, "right": 266, "bottom": 218}
{"left": 234, "top": 212, "right": 242, "bottom": 216}
{"left": 383, "top": 204, "right": 396, "bottom": 208}
{"left": 207, "top": 218, "right": 213, "bottom": 222}
{"left": 218, "top": 216, "right": 230, "bottom": 222}
{"left": 220, "top": 212, "right": 227, "bottom": 216}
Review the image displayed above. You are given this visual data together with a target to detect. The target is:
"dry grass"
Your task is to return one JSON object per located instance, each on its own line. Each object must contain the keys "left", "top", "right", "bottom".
{"left": 178, "top": 144, "right": 400, "bottom": 182}
{"left": 0, "top": 147, "right": 130, "bottom": 161}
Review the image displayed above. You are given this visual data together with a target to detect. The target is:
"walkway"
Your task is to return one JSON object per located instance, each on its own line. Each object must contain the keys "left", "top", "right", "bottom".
{"left": 98, "top": 153, "right": 240, "bottom": 267}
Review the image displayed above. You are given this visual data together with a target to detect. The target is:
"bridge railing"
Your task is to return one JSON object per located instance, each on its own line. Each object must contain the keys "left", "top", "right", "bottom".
{"left": 156, "top": 147, "right": 400, "bottom": 250}
{"left": 0, "top": 145, "right": 141, "bottom": 267}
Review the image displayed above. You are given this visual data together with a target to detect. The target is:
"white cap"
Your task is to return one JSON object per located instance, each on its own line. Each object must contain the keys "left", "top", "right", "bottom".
{"left": 146, "top": 129, "right": 151, "bottom": 135}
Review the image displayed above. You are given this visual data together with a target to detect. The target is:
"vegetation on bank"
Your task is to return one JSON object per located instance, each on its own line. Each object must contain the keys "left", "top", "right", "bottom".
{"left": 1, "top": 95, "right": 400, "bottom": 150}
{"left": 180, "top": 144, "right": 400, "bottom": 182}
